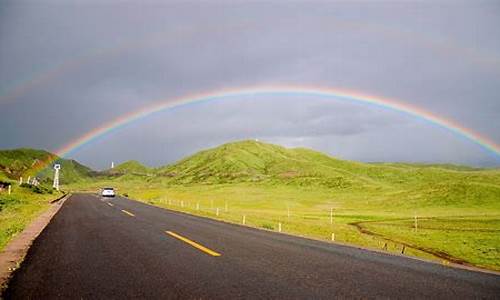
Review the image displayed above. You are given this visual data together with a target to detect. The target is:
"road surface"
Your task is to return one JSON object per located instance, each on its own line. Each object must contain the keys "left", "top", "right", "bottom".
{"left": 4, "top": 194, "right": 500, "bottom": 299}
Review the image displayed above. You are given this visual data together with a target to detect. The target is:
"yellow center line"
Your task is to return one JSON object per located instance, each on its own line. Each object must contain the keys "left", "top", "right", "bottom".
{"left": 165, "top": 231, "right": 221, "bottom": 257}
{"left": 107, "top": 202, "right": 114, "bottom": 207}
{"left": 121, "top": 209, "right": 135, "bottom": 217}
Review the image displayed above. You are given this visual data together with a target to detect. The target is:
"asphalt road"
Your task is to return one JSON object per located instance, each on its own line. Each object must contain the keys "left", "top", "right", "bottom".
{"left": 4, "top": 194, "right": 500, "bottom": 299}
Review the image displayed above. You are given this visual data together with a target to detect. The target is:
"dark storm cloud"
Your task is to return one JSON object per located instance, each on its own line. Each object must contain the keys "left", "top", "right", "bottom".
{"left": 0, "top": 0, "right": 499, "bottom": 168}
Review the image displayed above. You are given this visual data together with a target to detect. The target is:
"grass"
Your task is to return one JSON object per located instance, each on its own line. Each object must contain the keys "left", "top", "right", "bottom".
{"left": 0, "top": 183, "right": 62, "bottom": 250}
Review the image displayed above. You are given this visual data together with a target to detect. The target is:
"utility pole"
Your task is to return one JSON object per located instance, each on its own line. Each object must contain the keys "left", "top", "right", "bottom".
{"left": 53, "top": 164, "right": 61, "bottom": 191}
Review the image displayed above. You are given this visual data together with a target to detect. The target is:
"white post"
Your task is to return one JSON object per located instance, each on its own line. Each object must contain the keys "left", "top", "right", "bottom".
{"left": 8, "top": 185, "right": 11, "bottom": 195}
{"left": 196, "top": 202, "right": 200, "bottom": 210}
{"left": 53, "top": 164, "right": 60, "bottom": 191}
{"left": 19, "top": 177, "right": 22, "bottom": 185}
{"left": 216, "top": 208, "right": 219, "bottom": 216}
{"left": 331, "top": 233, "right": 335, "bottom": 241}
{"left": 278, "top": 222, "right": 282, "bottom": 232}
{"left": 242, "top": 215, "right": 246, "bottom": 225}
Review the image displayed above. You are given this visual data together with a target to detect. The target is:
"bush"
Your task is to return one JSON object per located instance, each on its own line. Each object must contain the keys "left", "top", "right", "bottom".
{"left": 0, "top": 195, "right": 22, "bottom": 211}
{"left": 261, "top": 223, "right": 274, "bottom": 230}
{"left": 20, "top": 183, "right": 54, "bottom": 194}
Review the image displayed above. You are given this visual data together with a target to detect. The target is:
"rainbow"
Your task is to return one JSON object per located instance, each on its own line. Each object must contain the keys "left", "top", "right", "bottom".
{"left": 50, "top": 86, "right": 499, "bottom": 162}
{"left": 27, "top": 85, "right": 499, "bottom": 176}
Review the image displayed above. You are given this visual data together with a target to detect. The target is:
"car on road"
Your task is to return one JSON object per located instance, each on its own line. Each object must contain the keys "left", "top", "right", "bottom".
{"left": 101, "top": 187, "right": 116, "bottom": 197}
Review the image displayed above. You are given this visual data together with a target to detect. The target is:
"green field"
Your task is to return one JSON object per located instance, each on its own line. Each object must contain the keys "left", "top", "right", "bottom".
{"left": 2, "top": 140, "right": 500, "bottom": 270}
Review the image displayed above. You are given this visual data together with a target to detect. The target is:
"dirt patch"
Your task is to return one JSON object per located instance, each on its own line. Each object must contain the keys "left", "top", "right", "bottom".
{"left": 349, "top": 219, "right": 470, "bottom": 266}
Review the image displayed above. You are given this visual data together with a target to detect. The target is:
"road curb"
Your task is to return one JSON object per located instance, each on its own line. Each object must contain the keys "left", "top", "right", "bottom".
{"left": 0, "top": 193, "right": 71, "bottom": 293}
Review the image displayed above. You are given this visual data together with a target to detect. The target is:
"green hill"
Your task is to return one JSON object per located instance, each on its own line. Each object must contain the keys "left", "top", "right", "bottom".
{"left": 154, "top": 140, "right": 500, "bottom": 208}
{"left": 107, "top": 160, "right": 152, "bottom": 176}
{"left": 157, "top": 140, "right": 358, "bottom": 186}
{"left": 158, "top": 140, "right": 499, "bottom": 185}
{"left": 0, "top": 148, "right": 93, "bottom": 184}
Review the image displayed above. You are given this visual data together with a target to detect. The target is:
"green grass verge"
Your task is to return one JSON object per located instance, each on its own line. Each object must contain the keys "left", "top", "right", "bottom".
{"left": 0, "top": 184, "right": 62, "bottom": 250}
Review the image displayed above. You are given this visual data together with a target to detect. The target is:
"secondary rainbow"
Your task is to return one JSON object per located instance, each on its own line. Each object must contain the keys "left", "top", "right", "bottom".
{"left": 52, "top": 85, "right": 500, "bottom": 163}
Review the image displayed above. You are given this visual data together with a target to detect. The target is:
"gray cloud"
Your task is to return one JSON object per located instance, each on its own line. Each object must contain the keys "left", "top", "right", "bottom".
{"left": 0, "top": 0, "right": 499, "bottom": 169}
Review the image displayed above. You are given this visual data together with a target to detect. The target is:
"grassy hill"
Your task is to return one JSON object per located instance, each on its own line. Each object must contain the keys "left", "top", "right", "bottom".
{"left": 107, "top": 160, "right": 152, "bottom": 176}
{"left": 156, "top": 140, "right": 500, "bottom": 208}
{"left": 158, "top": 140, "right": 364, "bottom": 186}
{"left": 0, "top": 148, "right": 93, "bottom": 184}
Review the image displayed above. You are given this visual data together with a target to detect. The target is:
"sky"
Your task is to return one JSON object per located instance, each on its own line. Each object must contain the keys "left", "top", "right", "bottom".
{"left": 0, "top": 0, "right": 499, "bottom": 170}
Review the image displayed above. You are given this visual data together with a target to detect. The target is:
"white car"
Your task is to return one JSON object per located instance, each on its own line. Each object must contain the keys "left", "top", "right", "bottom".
{"left": 101, "top": 187, "right": 116, "bottom": 197}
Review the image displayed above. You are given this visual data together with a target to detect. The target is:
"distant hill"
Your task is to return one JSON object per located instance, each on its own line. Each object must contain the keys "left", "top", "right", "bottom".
{"left": 0, "top": 148, "right": 93, "bottom": 184}
{"left": 156, "top": 140, "right": 500, "bottom": 190}
{"left": 106, "top": 160, "right": 152, "bottom": 176}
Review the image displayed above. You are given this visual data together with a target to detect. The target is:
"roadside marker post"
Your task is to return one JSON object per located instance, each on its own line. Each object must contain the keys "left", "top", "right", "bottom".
{"left": 278, "top": 222, "right": 282, "bottom": 232}
{"left": 414, "top": 214, "right": 418, "bottom": 232}
{"left": 242, "top": 215, "right": 246, "bottom": 225}
{"left": 196, "top": 202, "right": 200, "bottom": 210}
{"left": 331, "top": 233, "right": 335, "bottom": 241}
{"left": 8, "top": 185, "right": 11, "bottom": 195}
{"left": 216, "top": 208, "right": 219, "bottom": 216}
{"left": 19, "top": 177, "right": 22, "bottom": 185}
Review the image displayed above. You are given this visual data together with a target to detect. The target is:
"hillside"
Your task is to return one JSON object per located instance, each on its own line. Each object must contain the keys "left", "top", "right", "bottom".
{"left": 0, "top": 148, "right": 93, "bottom": 184}
{"left": 157, "top": 140, "right": 500, "bottom": 188}
{"left": 157, "top": 140, "right": 356, "bottom": 186}
{"left": 107, "top": 160, "right": 152, "bottom": 176}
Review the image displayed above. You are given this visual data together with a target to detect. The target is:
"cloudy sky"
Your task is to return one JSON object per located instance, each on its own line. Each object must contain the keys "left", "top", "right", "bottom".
{"left": 1, "top": 0, "right": 499, "bottom": 169}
